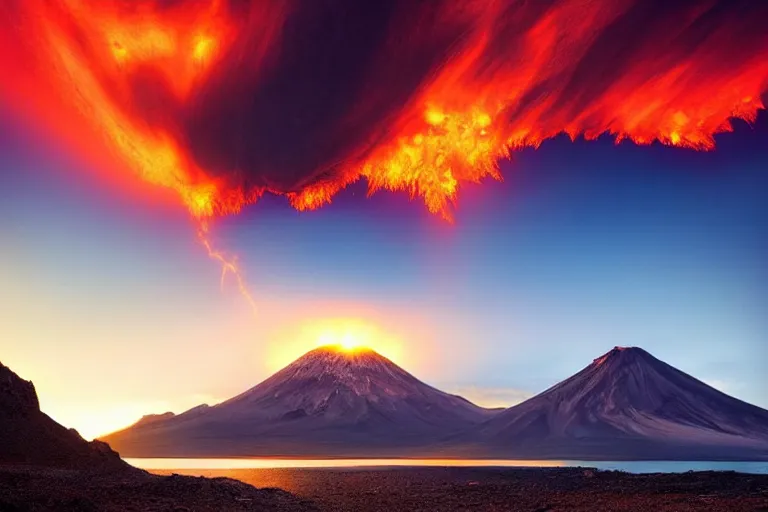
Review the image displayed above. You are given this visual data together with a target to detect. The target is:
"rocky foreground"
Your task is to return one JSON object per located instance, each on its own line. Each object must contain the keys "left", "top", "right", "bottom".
{"left": 0, "top": 361, "right": 314, "bottom": 511}
{"left": 0, "top": 466, "right": 317, "bottom": 511}
{"left": 2, "top": 464, "right": 767, "bottom": 510}
{"left": 154, "top": 466, "right": 768, "bottom": 512}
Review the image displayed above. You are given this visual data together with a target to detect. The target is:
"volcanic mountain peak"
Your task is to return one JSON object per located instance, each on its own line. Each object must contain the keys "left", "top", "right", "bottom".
{"left": 101, "top": 345, "right": 497, "bottom": 457}
{"left": 223, "top": 345, "right": 432, "bottom": 407}
{"left": 592, "top": 346, "right": 646, "bottom": 366}
{"left": 260, "top": 345, "right": 406, "bottom": 391}
{"left": 467, "top": 346, "right": 768, "bottom": 460}
{"left": 295, "top": 344, "right": 385, "bottom": 365}
{"left": 281, "top": 345, "right": 398, "bottom": 380}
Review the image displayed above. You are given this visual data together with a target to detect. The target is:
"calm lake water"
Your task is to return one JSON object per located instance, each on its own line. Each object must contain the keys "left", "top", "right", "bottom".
{"left": 125, "top": 458, "right": 768, "bottom": 474}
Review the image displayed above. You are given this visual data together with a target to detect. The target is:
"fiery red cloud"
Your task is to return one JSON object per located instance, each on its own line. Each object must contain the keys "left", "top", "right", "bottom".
{"left": 1, "top": 0, "right": 766, "bottom": 222}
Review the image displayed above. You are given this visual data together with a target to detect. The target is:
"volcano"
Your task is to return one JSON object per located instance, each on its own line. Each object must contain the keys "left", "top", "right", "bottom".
{"left": 101, "top": 346, "right": 498, "bottom": 457}
{"left": 459, "top": 347, "right": 768, "bottom": 460}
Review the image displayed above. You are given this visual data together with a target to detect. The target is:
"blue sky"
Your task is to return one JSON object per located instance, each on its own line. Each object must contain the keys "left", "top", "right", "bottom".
{"left": 1, "top": 111, "right": 766, "bottom": 438}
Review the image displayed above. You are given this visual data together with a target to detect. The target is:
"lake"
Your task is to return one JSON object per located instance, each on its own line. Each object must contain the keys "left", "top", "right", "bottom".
{"left": 125, "top": 458, "right": 768, "bottom": 474}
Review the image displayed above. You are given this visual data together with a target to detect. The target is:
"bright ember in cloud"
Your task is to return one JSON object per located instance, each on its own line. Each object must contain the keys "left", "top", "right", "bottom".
{"left": 1, "top": 0, "right": 766, "bottom": 222}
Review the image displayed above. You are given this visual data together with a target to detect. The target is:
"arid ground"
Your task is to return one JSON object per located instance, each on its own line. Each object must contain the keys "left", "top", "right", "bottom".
{"left": 3, "top": 465, "right": 768, "bottom": 511}
{"left": 151, "top": 466, "right": 768, "bottom": 512}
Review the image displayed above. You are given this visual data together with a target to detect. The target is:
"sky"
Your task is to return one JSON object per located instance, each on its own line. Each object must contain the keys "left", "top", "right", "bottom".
{"left": 1, "top": 106, "right": 766, "bottom": 440}
{"left": 1, "top": 0, "right": 767, "bottom": 442}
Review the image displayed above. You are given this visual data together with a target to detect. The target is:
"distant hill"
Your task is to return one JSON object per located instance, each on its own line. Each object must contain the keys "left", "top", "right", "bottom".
{"left": 456, "top": 347, "right": 768, "bottom": 460}
{"left": 0, "top": 361, "right": 128, "bottom": 469}
{"left": 101, "top": 346, "right": 498, "bottom": 457}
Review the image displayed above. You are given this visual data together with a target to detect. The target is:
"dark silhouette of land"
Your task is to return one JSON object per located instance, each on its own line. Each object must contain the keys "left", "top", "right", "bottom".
{"left": 0, "top": 361, "right": 313, "bottom": 511}
{"left": 0, "top": 362, "right": 127, "bottom": 470}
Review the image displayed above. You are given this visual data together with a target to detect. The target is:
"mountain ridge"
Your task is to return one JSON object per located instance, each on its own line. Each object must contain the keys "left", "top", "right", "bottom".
{"left": 100, "top": 345, "right": 768, "bottom": 460}
{"left": 101, "top": 345, "right": 498, "bottom": 457}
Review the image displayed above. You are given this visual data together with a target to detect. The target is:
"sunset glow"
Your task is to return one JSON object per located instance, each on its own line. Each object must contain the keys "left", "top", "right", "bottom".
{"left": 266, "top": 318, "right": 405, "bottom": 372}
{"left": 335, "top": 337, "right": 368, "bottom": 353}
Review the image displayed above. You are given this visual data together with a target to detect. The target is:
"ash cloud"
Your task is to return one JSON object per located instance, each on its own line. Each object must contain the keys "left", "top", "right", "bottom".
{"left": 2, "top": 0, "right": 767, "bottom": 214}
{"left": 183, "top": 1, "right": 471, "bottom": 192}
{"left": 181, "top": 0, "right": 768, "bottom": 194}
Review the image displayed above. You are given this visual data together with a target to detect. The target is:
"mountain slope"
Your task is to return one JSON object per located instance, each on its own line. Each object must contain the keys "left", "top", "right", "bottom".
{"left": 0, "top": 361, "right": 128, "bottom": 469}
{"left": 459, "top": 347, "right": 768, "bottom": 460}
{"left": 102, "top": 346, "right": 497, "bottom": 457}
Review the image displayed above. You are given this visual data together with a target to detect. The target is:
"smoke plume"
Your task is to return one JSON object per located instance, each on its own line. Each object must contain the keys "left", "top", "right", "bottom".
{"left": 1, "top": 0, "right": 766, "bottom": 220}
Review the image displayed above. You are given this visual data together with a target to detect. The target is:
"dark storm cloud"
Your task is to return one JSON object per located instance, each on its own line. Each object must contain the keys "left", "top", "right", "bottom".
{"left": 2, "top": 0, "right": 767, "bottom": 215}
{"left": 173, "top": 0, "right": 768, "bottom": 195}
{"left": 183, "top": 0, "right": 474, "bottom": 192}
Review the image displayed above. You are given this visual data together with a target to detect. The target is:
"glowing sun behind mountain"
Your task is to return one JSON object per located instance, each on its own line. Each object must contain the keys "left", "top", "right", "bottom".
{"left": 319, "top": 329, "right": 369, "bottom": 353}
{"left": 266, "top": 317, "right": 405, "bottom": 372}
{"left": 336, "top": 338, "right": 368, "bottom": 353}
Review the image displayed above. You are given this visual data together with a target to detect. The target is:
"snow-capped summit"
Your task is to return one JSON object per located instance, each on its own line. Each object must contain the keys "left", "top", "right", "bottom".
{"left": 100, "top": 345, "right": 497, "bottom": 457}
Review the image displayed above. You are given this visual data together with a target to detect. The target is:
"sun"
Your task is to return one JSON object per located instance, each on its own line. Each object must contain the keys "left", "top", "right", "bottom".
{"left": 266, "top": 317, "right": 405, "bottom": 371}
{"left": 337, "top": 333, "right": 367, "bottom": 352}
{"left": 316, "top": 326, "right": 373, "bottom": 353}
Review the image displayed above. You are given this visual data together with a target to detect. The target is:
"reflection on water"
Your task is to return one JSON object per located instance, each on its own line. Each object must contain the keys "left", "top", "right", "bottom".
{"left": 125, "top": 458, "right": 768, "bottom": 474}
{"left": 126, "top": 458, "right": 566, "bottom": 470}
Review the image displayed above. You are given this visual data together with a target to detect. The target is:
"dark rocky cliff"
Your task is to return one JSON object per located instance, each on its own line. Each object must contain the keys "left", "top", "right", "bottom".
{"left": 0, "top": 362, "right": 128, "bottom": 469}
